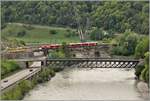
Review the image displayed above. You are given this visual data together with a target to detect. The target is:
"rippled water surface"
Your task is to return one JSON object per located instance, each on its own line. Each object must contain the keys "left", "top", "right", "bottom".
{"left": 24, "top": 68, "right": 144, "bottom": 100}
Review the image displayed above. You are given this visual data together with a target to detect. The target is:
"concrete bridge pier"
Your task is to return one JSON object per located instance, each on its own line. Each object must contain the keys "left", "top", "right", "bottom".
{"left": 25, "top": 61, "right": 29, "bottom": 68}
{"left": 43, "top": 49, "right": 49, "bottom": 56}
{"left": 41, "top": 60, "right": 47, "bottom": 67}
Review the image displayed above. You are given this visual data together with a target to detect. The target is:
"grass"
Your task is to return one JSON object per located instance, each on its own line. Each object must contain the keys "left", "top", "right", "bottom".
{"left": 1, "top": 60, "right": 22, "bottom": 79}
{"left": 1, "top": 23, "right": 122, "bottom": 44}
{"left": 2, "top": 23, "right": 80, "bottom": 44}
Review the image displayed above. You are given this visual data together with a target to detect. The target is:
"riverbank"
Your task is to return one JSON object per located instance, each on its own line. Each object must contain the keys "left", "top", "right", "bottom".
{"left": 1, "top": 67, "right": 61, "bottom": 100}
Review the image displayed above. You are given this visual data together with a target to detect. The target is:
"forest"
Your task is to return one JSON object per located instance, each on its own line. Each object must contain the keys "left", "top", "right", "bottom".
{"left": 1, "top": 1, "right": 149, "bottom": 35}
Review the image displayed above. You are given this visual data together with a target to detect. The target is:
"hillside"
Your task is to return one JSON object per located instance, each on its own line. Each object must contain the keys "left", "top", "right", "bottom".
{"left": 1, "top": 1, "right": 149, "bottom": 35}
{"left": 1, "top": 23, "right": 80, "bottom": 44}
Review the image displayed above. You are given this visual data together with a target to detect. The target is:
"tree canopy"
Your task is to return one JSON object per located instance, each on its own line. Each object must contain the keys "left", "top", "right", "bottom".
{"left": 1, "top": 1, "right": 149, "bottom": 35}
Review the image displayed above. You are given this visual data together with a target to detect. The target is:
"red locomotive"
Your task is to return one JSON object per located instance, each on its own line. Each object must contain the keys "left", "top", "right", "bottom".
{"left": 40, "top": 42, "right": 98, "bottom": 49}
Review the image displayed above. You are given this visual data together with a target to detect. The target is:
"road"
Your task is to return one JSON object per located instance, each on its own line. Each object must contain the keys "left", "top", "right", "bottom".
{"left": 0, "top": 68, "right": 41, "bottom": 91}
{"left": 1, "top": 59, "right": 42, "bottom": 91}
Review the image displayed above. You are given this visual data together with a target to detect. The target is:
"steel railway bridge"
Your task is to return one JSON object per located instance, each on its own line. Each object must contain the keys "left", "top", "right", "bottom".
{"left": 12, "top": 58, "right": 139, "bottom": 68}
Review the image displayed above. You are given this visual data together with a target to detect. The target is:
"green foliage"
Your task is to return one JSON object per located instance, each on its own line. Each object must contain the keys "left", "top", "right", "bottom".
{"left": 49, "top": 29, "right": 57, "bottom": 35}
{"left": 144, "top": 52, "right": 149, "bottom": 66}
{"left": 135, "top": 64, "right": 145, "bottom": 78}
{"left": 90, "top": 28, "right": 104, "bottom": 40}
{"left": 111, "top": 46, "right": 129, "bottom": 56}
{"left": 1, "top": 1, "right": 149, "bottom": 34}
{"left": 53, "top": 67, "right": 64, "bottom": 72}
{"left": 135, "top": 37, "right": 149, "bottom": 58}
{"left": 1, "top": 80, "right": 32, "bottom": 100}
{"left": 1, "top": 67, "right": 57, "bottom": 100}
{"left": 19, "top": 40, "right": 26, "bottom": 46}
{"left": 2, "top": 24, "right": 79, "bottom": 43}
{"left": 1, "top": 60, "right": 21, "bottom": 79}
{"left": 18, "top": 80, "right": 33, "bottom": 95}
{"left": 90, "top": 28, "right": 114, "bottom": 41}
{"left": 112, "top": 30, "right": 139, "bottom": 56}
{"left": 136, "top": 52, "right": 149, "bottom": 83}
{"left": 17, "top": 30, "right": 26, "bottom": 37}
{"left": 65, "top": 29, "right": 77, "bottom": 38}
{"left": 1, "top": 35, "right": 26, "bottom": 50}
{"left": 37, "top": 68, "right": 55, "bottom": 83}
{"left": 49, "top": 51, "right": 65, "bottom": 58}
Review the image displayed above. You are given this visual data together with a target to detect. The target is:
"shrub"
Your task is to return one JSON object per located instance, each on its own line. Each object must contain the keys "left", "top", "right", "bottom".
{"left": 37, "top": 68, "right": 55, "bottom": 83}
{"left": 90, "top": 28, "right": 104, "bottom": 40}
{"left": 65, "top": 29, "right": 76, "bottom": 38}
{"left": 49, "top": 69, "right": 55, "bottom": 77}
{"left": 53, "top": 67, "right": 63, "bottom": 72}
{"left": 50, "top": 51, "right": 65, "bottom": 58}
{"left": 111, "top": 30, "right": 139, "bottom": 56}
{"left": 17, "top": 30, "right": 26, "bottom": 37}
{"left": 137, "top": 52, "right": 149, "bottom": 83}
{"left": 19, "top": 40, "right": 26, "bottom": 46}
{"left": 90, "top": 28, "right": 114, "bottom": 41}
{"left": 135, "top": 64, "right": 145, "bottom": 78}
{"left": 1, "top": 80, "right": 31, "bottom": 100}
{"left": 1, "top": 67, "right": 57, "bottom": 100}
{"left": 135, "top": 37, "right": 149, "bottom": 59}
{"left": 1, "top": 60, "right": 21, "bottom": 78}
{"left": 49, "top": 29, "right": 57, "bottom": 35}
{"left": 18, "top": 80, "right": 32, "bottom": 95}
{"left": 111, "top": 46, "right": 128, "bottom": 56}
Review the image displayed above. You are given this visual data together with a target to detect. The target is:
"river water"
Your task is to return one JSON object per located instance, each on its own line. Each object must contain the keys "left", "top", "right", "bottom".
{"left": 23, "top": 68, "right": 145, "bottom": 100}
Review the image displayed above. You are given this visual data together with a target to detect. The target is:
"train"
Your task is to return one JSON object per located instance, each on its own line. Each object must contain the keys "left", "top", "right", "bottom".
{"left": 40, "top": 42, "right": 98, "bottom": 49}
{"left": 6, "top": 42, "right": 98, "bottom": 53}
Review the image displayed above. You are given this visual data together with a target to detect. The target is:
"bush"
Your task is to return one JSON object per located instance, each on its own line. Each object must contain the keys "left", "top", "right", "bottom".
{"left": 144, "top": 52, "right": 149, "bottom": 66}
{"left": 49, "top": 69, "right": 55, "bottom": 77}
{"left": 111, "top": 30, "right": 139, "bottom": 56}
{"left": 1, "top": 60, "right": 21, "bottom": 79}
{"left": 49, "top": 51, "right": 65, "bottom": 58}
{"left": 90, "top": 28, "right": 114, "bottom": 41}
{"left": 17, "top": 30, "right": 26, "bottom": 37}
{"left": 1, "top": 80, "right": 32, "bottom": 100}
{"left": 135, "top": 37, "right": 149, "bottom": 58}
{"left": 65, "top": 29, "right": 76, "bottom": 38}
{"left": 135, "top": 64, "right": 145, "bottom": 78}
{"left": 49, "top": 29, "right": 57, "bottom": 35}
{"left": 53, "top": 67, "right": 63, "bottom": 72}
{"left": 18, "top": 80, "right": 32, "bottom": 95}
{"left": 37, "top": 68, "right": 55, "bottom": 83}
{"left": 136, "top": 52, "right": 149, "bottom": 83}
{"left": 90, "top": 28, "right": 104, "bottom": 40}
{"left": 19, "top": 40, "right": 26, "bottom": 46}
{"left": 1, "top": 67, "right": 57, "bottom": 100}
{"left": 111, "top": 46, "right": 128, "bottom": 56}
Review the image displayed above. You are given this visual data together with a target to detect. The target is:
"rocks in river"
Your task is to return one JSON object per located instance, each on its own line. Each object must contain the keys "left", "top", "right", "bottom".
{"left": 48, "top": 75, "right": 51, "bottom": 80}
{"left": 137, "top": 81, "right": 149, "bottom": 92}
{"left": 137, "top": 81, "right": 149, "bottom": 100}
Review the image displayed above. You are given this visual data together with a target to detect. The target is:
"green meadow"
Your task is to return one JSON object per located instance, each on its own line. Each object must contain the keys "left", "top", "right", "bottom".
{"left": 2, "top": 23, "right": 80, "bottom": 44}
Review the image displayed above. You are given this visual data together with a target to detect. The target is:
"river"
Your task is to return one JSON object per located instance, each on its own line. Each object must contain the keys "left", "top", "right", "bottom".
{"left": 23, "top": 67, "right": 146, "bottom": 100}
